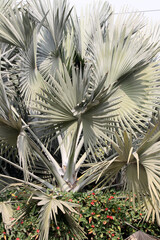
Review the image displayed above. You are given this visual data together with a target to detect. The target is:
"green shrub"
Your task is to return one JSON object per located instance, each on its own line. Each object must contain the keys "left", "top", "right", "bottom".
{"left": 0, "top": 188, "right": 160, "bottom": 239}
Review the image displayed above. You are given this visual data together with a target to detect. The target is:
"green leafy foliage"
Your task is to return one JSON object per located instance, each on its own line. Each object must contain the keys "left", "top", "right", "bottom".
{"left": 0, "top": 188, "right": 160, "bottom": 239}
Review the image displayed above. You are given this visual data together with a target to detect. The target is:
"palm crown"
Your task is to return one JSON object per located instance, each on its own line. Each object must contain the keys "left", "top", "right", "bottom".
{"left": 0, "top": 0, "right": 160, "bottom": 239}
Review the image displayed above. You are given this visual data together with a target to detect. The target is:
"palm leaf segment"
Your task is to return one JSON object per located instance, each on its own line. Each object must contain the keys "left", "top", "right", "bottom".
{"left": 0, "top": 201, "right": 13, "bottom": 229}
{"left": 0, "top": 0, "right": 13, "bottom": 15}
{"left": 85, "top": 122, "right": 160, "bottom": 225}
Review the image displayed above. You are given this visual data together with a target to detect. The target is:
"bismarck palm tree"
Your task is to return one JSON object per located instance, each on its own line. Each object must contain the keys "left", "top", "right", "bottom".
{"left": 0, "top": 0, "right": 160, "bottom": 239}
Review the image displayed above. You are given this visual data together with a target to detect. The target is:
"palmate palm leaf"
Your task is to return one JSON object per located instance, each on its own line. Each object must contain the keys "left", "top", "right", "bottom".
{"left": 89, "top": 14, "right": 160, "bottom": 136}
{"left": 71, "top": 0, "right": 112, "bottom": 59}
{"left": 0, "top": 5, "right": 36, "bottom": 50}
{"left": 33, "top": 190, "right": 86, "bottom": 240}
{"left": 18, "top": 29, "right": 46, "bottom": 106}
{"left": 83, "top": 122, "right": 160, "bottom": 225}
{"left": 27, "top": 0, "right": 72, "bottom": 77}
{"left": 0, "top": 4, "right": 47, "bottom": 107}
{"left": 32, "top": 65, "right": 119, "bottom": 158}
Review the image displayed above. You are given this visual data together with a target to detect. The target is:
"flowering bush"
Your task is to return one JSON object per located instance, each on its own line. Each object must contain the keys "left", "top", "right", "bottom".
{"left": 0, "top": 188, "right": 160, "bottom": 239}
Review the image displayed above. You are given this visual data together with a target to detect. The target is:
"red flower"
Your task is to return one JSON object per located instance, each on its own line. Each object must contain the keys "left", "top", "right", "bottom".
{"left": 91, "top": 212, "right": 95, "bottom": 215}
{"left": 16, "top": 238, "right": 20, "bottom": 240}
{"left": 68, "top": 199, "right": 72, "bottom": 202}
{"left": 16, "top": 206, "right": 20, "bottom": 210}
{"left": 105, "top": 208, "right": 108, "bottom": 211}
{"left": 80, "top": 214, "right": 82, "bottom": 218}
{"left": 108, "top": 231, "right": 111, "bottom": 233}
{"left": 91, "top": 201, "right": 94, "bottom": 205}
{"left": 3, "top": 232, "right": 6, "bottom": 234}
{"left": 108, "top": 196, "right": 114, "bottom": 200}
{"left": 57, "top": 226, "right": 60, "bottom": 230}
{"left": 21, "top": 221, "right": 24, "bottom": 224}
{"left": 91, "top": 225, "right": 95, "bottom": 228}
{"left": 113, "top": 192, "right": 116, "bottom": 195}
{"left": 36, "top": 229, "right": 40, "bottom": 233}
{"left": 118, "top": 207, "right": 121, "bottom": 210}
{"left": 112, "top": 233, "right": 115, "bottom": 236}
{"left": 110, "top": 216, "right": 113, "bottom": 220}
{"left": 92, "top": 192, "right": 95, "bottom": 195}
{"left": 140, "top": 213, "right": 142, "bottom": 216}
{"left": 77, "top": 201, "right": 79, "bottom": 203}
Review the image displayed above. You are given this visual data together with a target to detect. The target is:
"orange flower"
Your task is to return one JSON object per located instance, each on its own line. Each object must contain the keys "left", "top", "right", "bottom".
{"left": 103, "top": 221, "right": 107, "bottom": 225}
{"left": 89, "top": 217, "right": 92, "bottom": 224}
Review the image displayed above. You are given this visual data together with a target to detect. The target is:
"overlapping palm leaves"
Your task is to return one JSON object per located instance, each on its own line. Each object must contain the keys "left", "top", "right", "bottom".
{"left": 82, "top": 122, "right": 160, "bottom": 224}
{"left": 32, "top": 66, "right": 119, "bottom": 183}
{"left": 0, "top": 0, "right": 160, "bottom": 236}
